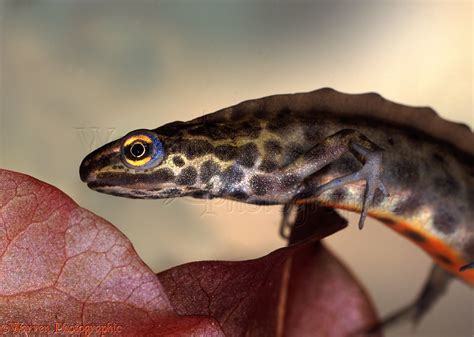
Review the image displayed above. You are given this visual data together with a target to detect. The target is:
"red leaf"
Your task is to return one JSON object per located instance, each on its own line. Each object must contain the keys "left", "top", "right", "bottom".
{"left": 0, "top": 169, "right": 222, "bottom": 336}
{"left": 158, "top": 206, "right": 380, "bottom": 337}
{"left": 0, "top": 169, "right": 379, "bottom": 336}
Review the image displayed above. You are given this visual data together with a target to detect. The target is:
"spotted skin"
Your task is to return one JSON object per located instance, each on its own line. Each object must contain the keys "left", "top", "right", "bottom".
{"left": 80, "top": 88, "right": 474, "bottom": 286}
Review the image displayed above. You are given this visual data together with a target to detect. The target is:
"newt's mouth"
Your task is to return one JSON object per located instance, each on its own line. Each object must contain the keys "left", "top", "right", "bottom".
{"left": 86, "top": 180, "right": 195, "bottom": 200}
{"left": 84, "top": 183, "right": 151, "bottom": 199}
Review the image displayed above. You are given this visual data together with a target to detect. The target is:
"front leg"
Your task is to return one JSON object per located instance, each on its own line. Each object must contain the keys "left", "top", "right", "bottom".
{"left": 279, "top": 129, "right": 389, "bottom": 232}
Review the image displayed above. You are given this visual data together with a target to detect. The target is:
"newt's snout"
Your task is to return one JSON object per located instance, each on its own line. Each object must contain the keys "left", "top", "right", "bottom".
{"left": 79, "top": 151, "right": 95, "bottom": 183}
{"left": 79, "top": 159, "right": 88, "bottom": 182}
{"left": 79, "top": 140, "right": 122, "bottom": 184}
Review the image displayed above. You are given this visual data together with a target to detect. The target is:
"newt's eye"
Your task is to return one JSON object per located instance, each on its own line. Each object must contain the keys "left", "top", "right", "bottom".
{"left": 121, "top": 130, "right": 164, "bottom": 169}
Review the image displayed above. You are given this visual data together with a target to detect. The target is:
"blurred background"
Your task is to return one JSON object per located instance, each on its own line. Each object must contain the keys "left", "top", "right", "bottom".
{"left": 0, "top": 1, "right": 472, "bottom": 336}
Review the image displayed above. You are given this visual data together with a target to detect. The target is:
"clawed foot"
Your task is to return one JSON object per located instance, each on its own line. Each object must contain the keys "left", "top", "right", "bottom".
{"left": 312, "top": 143, "right": 389, "bottom": 229}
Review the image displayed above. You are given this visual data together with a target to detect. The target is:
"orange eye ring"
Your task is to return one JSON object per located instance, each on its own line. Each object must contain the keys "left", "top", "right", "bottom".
{"left": 123, "top": 134, "right": 153, "bottom": 147}
{"left": 120, "top": 130, "right": 164, "bottom": 169}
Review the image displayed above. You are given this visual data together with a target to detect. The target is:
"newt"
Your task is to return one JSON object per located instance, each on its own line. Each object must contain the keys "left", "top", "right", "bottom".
{"left": 79, "top": 88, "right": 474, "bottom": 327}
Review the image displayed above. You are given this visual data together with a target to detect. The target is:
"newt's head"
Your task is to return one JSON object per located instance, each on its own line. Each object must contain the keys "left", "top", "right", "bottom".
{"left": 79, "top": 119, "right": 267, "bottom": 200}
{"left": 79, "top": 121, "right": 219, "bottom": 198}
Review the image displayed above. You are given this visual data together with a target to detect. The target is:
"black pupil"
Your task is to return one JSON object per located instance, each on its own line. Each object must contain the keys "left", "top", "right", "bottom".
{"left": 130, "top": 142, "right": 148, "bottom": 158}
